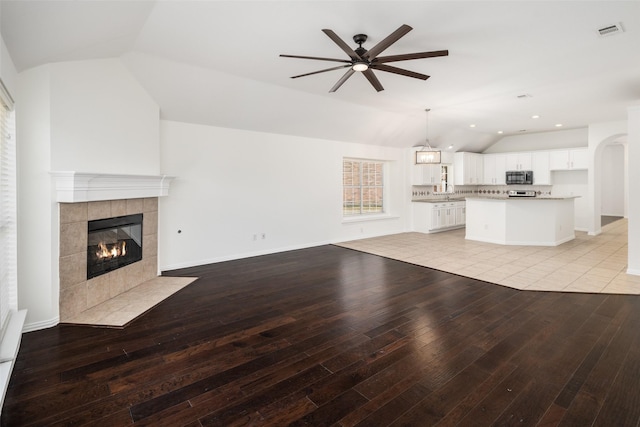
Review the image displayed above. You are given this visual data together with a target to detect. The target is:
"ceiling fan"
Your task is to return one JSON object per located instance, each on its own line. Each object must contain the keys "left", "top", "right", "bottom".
{"left": 280, "top": 24, "right": 448, "bottom": 92}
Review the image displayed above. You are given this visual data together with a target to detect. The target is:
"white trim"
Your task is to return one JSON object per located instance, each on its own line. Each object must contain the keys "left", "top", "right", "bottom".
{"left": 50, "top": 172, "right": 174, "bottom": 203}
{"left": 0, "top": 79, "right": 13, "bottom": 111}
{"left": 627, "top": 268, "right": 640, "bottom": 276}
{"left": 22, "top": 316, "right": 59, "bottom": 333}
{"left": 342, "top": 214, "right": 400, "bottom": 224}
{"left": 161, "top": 240, "right": 333, "bottom": 272}
{"left": 465, "top": 234, "right": 575, "bottom": 246}
{"left": 0, "top": 309, "right": 26, "bottom": 409}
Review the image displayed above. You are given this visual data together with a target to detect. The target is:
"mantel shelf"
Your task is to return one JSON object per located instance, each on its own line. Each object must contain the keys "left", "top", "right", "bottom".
{"left": 50, "top": 171, "right": 174, "bottom": 203}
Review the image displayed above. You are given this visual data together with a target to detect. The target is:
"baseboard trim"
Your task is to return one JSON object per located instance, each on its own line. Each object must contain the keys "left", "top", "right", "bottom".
{"left": 22, "top": 316, "right": 59, "bottom": 333}
{"left": 161, "top": 240, "right": 333, "bottom": 272}
{"left": 627, "top": 268, "right": 640, "bottom": 276}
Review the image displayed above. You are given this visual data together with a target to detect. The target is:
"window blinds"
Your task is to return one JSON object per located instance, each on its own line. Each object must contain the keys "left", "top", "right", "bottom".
{"left": 0, "top": 79, "right": 17, "bottom": 335}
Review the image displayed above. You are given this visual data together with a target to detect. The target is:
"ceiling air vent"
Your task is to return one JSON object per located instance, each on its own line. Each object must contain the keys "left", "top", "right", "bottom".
{"left": 597, "top": 23, "right": 624, "bottom": 37}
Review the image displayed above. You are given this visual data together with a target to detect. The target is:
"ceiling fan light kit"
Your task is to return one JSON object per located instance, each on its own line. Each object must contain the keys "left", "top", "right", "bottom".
{"left": 280, "top": 24, "right": 448, "bottom": 92}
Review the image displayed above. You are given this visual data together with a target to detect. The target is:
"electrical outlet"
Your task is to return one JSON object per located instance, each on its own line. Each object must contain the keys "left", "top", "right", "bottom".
{"left": 261, "top": 233, "right": 266, "bottom": 240}
{"left": 253, "top": 234, "right": 257, "bottom": 241}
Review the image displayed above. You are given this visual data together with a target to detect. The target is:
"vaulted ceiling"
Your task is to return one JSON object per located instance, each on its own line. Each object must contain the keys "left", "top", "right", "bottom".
{"left": 2, "top": 1, "right": 639, "bottom": 151}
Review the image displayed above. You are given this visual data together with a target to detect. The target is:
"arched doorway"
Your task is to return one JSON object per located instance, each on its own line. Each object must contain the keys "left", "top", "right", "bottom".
{"left": 590, "top": 131, "right": 627, "bottom": 236}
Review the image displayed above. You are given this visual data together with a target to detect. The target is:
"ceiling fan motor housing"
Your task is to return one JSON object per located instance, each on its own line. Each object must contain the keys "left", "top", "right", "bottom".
{"left": 353, "top": 34, "right": 368, "bottom": 46}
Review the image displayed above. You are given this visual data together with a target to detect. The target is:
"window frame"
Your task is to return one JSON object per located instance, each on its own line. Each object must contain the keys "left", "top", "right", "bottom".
{"left": 342, "top": 158, "right": 387, "bottom": 217}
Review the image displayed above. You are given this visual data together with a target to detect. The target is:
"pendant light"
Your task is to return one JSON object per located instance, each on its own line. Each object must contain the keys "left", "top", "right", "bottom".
{"left": 415, "top": 108, "right": 441, "bottom": 164}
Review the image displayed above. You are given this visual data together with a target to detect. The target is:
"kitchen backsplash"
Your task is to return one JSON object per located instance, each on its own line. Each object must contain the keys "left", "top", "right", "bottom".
{"left": 412, "top": 185, "right": 553, "bottom": 200}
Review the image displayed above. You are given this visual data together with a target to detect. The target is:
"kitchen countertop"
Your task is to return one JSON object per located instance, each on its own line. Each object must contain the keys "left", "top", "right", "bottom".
{"left": 465, "top": 195, "right": 580, "bottom": 200}
{"left": 412, "top": 198, "right": 466, "bottom": 203}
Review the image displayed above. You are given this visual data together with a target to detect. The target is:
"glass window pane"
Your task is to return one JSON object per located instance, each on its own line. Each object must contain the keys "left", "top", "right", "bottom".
{"left": 343, "top": 159, "right": 383, "bottom": 216}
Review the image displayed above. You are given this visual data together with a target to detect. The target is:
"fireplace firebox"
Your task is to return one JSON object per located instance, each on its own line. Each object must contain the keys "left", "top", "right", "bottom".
{"left": 87, "top": 213, "right": 143, "bottom": 279}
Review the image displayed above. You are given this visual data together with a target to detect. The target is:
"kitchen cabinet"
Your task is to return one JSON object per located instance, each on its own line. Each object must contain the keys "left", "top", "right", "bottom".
{"left": 483, "top": 153, "right": 506, "bottom": 185}
{"left": 549, "top": 148, "right": 588, "bottom": 170}
{"left": 412, "top": 164, "right": 442, "bottom": 186}
{"left": 455, "top": 203, "right": 466, "bottom": 225}
{"left": 454, "top": 152, "right": 483, "bottom": 185}
{"left": 430, "top": 202, "right": 461, "bottom": 230}
{"left": 532, "top": 151, "right": 551, "bottom": 185}
{"left": 413, "top": 201, "right": 466, "bottom": 233}
{"left": 506, "top": 152, "right": 532, "bottom": 171}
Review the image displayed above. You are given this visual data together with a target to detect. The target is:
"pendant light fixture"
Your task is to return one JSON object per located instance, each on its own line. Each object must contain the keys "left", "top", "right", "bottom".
{"left": 415, "top": 108, "right": 441, "bottom": 164}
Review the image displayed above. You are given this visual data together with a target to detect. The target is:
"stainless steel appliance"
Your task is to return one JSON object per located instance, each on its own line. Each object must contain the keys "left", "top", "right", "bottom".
{"left": 508, "top": 190, "right": 536, "bottom": 197}
{"left": 506, "top": 170, "right": 533, "bottom": 185}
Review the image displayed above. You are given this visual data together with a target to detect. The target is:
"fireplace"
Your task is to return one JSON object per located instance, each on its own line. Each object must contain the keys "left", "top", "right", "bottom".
{"left": 87, "top": 213, "right": 143, "bottom": 279}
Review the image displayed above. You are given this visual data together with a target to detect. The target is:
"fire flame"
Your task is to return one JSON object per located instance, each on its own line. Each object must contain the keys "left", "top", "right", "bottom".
{"left": 96, "top": 241, "right": 127, "bottom": 260}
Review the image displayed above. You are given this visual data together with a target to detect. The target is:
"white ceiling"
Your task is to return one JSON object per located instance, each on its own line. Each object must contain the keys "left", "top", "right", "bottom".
{"left": 2, "top": 1, "right": 639, "bottom": 151}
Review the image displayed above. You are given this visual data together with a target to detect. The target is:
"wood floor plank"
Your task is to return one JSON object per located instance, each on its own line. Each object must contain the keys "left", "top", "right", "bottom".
{"left": 3, "top": 245, "right": 640, "bottom": 426}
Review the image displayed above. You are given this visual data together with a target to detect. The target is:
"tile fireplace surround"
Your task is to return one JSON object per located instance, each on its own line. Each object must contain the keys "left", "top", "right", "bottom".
{"left": 53, "top": 172, "right": 195, "bottom": 327}
{"left": 59, "top": 197, "right": 159, "bottom": 322}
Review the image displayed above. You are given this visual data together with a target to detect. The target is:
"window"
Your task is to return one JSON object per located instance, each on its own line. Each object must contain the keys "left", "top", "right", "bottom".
{"left": 343, "top": 159, "right": 384, "bottom": 216}
{"left": 0, "top": 79, "right": 17, "bottom": 333}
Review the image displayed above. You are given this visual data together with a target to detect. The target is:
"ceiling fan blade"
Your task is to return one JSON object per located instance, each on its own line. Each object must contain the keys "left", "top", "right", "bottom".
{"left": 290, "top": 64, "right": 351, "bottom": 79}
{"left": 280, "top": 54, "right": 351, "bottom": 64}
{"left": 322, "top": 29, "right": 362, "bottom": 61}
{"left": 364, "top": 24, "right": 412, "bottom": 60}
{"left": 375, "top": 50, "right": 449, "bottom": 63}
{"left": 362, "top": 69, "right": 384, "bottom": 92}
{"left": 371, "top": 64, "right": 430, "bottom": 80}
{"left": 329, "top": 69, "right": 356, "bottom": 92}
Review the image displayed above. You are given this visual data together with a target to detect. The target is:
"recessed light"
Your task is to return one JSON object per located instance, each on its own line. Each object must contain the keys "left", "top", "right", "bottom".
{"left": 555, "top": 123, "right": 563, "bottom": 127}
{"left": 448, "top": 145, "right": 454, "bottom": 149}
{"left": 469, "top": 124, "right": 476, "bottom": 128}
{"left": 497, "top": 131, "right": 503, "bottom": 134}
{"left": 531, "top": 115, "right": 540, "bottom": 119}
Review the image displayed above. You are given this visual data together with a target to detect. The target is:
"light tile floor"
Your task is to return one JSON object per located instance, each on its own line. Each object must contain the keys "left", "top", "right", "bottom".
{"left": 64, "top": 276, "right": 198, "bottom": 327}
{"left": 336, "top": 218, "right": 640, "bottom": 294}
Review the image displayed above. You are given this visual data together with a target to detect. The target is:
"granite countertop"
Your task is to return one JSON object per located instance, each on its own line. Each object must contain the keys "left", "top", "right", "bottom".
{"left": 412, "top": 198, "right": 466, "bottom": 203}
{"left": 465, "top": 195, "right": 580, "bottom": 200}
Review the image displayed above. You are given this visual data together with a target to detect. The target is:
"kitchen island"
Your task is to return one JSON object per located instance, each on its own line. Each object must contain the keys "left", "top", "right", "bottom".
{"left": 465, "top": 196, "right": 578, "bottom": 246}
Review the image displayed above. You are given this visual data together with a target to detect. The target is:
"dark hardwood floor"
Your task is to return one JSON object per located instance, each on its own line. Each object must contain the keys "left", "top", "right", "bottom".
{"left": 3, "top": 245, "right": 640, "bottom": 426}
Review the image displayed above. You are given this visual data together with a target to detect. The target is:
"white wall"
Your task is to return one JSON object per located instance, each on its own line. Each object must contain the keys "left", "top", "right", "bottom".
{"left": 483, "top": 128, "right": 588, "bottom": 154}
{"left": 49, "top": 59, "right": 160, "bottom": 173}
{"left": 16, "top": 65, "right": 56, "bottom": 330}
{"left": 628, "top": 106, "right": 640, "bottom": 275}
{"left": 16, "top": 59, "right": 160, "bottom": 330}
{"left": 158, "top": 120, "right": 408, "bottom": 271}
{"left": 600, "top": 144, "right": 625, "bottom": 217}
{"left": 550, "top": 170, "right": 588, "bottom": 231}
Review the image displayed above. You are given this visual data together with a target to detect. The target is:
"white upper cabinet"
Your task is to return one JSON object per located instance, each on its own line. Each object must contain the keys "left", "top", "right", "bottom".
{"left": 532, "top": 151, "right": 551, "bottom": 185}
{"left": 549, "top": 148, "right": 588, "bottom": 170}
{"left": 412, "top": 164, "right": 442, "bottom": 185}
{"left": 454, "top": 152, "right": 483, "bottom": 185}
{"left": 483, "top": 153, "right": 506, "bottom": 185}
{"left": 506, "top": 152, "right": 532, "bottom": 171}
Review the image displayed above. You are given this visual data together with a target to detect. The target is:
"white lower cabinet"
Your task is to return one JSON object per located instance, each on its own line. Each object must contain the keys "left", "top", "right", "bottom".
{"left": 413, "top": 201, "right": 466, "bottom": 233}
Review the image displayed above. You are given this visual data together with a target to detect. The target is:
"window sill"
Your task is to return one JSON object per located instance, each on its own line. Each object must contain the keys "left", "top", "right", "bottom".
{"left": 342, "top": 214, "right": 399, "bottom": 224}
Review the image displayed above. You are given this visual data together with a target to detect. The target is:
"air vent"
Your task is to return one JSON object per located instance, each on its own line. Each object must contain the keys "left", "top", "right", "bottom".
{"left": 597, "top": 23, "right": 624, "bottom": 37}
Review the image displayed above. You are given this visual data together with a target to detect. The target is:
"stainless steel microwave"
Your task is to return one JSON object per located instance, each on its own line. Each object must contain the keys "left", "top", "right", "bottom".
{"left": 506, "top": 170, "right": 533, "bottom": 185}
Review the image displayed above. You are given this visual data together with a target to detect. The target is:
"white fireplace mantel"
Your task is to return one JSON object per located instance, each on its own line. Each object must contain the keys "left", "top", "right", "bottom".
{"left": 50, "top": 171, "right": 175, "bottom": 203}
